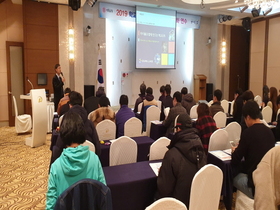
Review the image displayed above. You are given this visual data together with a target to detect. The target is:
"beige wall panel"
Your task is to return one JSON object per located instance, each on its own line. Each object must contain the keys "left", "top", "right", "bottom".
{"left": 0, "top": 95, "right": 8, "bottom": 121}
{"left": 266, "top": 67, "right": 280, "bottom": 90}
{"left": 267, "top": 17, "right": 280, "bottom": 68}
{"left": 7, "top": 26, "right": 23, "bottom": 42}
{"left": 0, "top": 49, "right": 7, "bottom": 73}
{"left": 0, "top": 29, "right": 7, "bottom": 50}
{"left": 250, "top": 21, "right": 265, "bottom": 53}
{"left": 0, "top": 72, "right": 8, "bottom": 95}
{"left": 6, "top": 2, "right": 22, "bottom": 28}
{"left": 249, "top": 52, "right": 264, "bottom": 95}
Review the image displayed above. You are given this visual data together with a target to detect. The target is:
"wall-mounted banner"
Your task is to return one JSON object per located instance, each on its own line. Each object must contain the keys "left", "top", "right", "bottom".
{"left": 99, "top": 2, "right": 201, "bottom": 29}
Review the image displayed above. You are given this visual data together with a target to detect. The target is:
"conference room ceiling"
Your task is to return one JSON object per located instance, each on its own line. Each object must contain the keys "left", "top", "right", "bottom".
{"left": 100, "top": 0, "right": 280, "bottom": 26}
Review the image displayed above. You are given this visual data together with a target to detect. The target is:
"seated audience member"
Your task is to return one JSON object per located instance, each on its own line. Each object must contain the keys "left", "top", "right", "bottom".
{"left": 50, "top": 91, "right": 101, "bottom": 166}
{"left": 163, "top": 91, "right": 187, "bottom": 137}
{"left": 209, "top": 89, "right": 224, "bottom": 117}
{"left": 140, "top": 87, "right": 158, "bottom": 131}
{"left": 232, "top": 88, "right": 243, "bottom": 123}
{"left": 262, "top": 85, "right": 269, "bottom": 107}
{"left": 240, "top": 90, "right": 255, "bottom": 131}
{"left": 181, "top": 87, "right": 196, "bottom": 115}
{"left": 115, "top": 95, "right": 135, "bottom": 138}
{"left": 231, "top": 100, "right": 275, "bottom": 199}
{"left": 195, "top": 103, "right": 217, "bottom": 154}
{"left": 46, "top": 112, "right": 106, "bottom": 210}
{"left": 157, "top": 113, "right": 206, "bottom": 208}
{"left": 162, "top": 84, "right": 173, "bottom": 109}
{"left": 267, "top": 86, "right": 278, "bottom": 122}
{"left": 57, "top": 87, "right": 71, "bottom": 116}
{"left": 89, "top": 95, "right": 115, "bottom": 127}
{"left": 133, "top": 83, "right": 146, "bottom": 113}
{"left": 159, "top": 85, "right": 166, "bottom": 121}
{"left": 84, "top": 87, "right": 106, "bottom": 115}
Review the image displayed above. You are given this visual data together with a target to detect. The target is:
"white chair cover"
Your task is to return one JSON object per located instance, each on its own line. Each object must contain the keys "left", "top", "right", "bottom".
{"left": 82, "top": 140, "right": 95, "bottom": 153}
{"left": 96, "top": 119, "right": 116, "bottom": 141}
{"left": 262, "top": 106, "right": 272, "bottom": 123}
{"left": 88, "top": 110, "right": 95, "bottom": 120}
{"left": 208, "top": 129, "right": 231, "bottom": 151}
{"left": 164, "top": 107, "right": 170, "bottom": 118}
{"left": 58, "top": 114, "right": 64, "bottom": 126}
{"left": 276, "top": 109, "right": 280, "bottom": 121}
{"left": 157, "top": 100, "right": 162, "bottom": 110}
{"left": 189, "top": 164, "right": 223, "bottom": 210}
{"left": 230, "top": 100, "right": 235, "bottom": 116}
{"left": 109, "top": 136, "right": 137, "bottom": 166}
{"left": 124, "top": 117, "right": 142, "bottom": 137}
{"left": 146, "top": 106, "right": 161, "bottom": 137}
{"left": 235, "top": 190, "right": 254, "bottom": 210}
{"left": 190, "top": 104, "right": 198, "bottom": 119}
{"left": 145, "top": 197, "right": 187, "bottom": 210}
{"left": 149, "top": 137, "right": 171, "bottom": 161}
{"left": 213, "top": 111, "right": 227, "bottom": 128}
{"left": 138, "top": 102, "right": 143, "bottom": 114}
{"left": 221, "top": 99, "right": 229, "bottom": 114}
{"left": 254, "top": 95, "right": 262, "bottom": 108}
{"left": 224, "top": 121, "right": 241, "bottom": 144}
{"left": 12, "top": 96, "right": 32, "bottom": 134}
{"left": 208, "top": 100, "right": 213, "bottom": 107}
{"left": 173, "top": 115, "right": 179, "bottom": 133}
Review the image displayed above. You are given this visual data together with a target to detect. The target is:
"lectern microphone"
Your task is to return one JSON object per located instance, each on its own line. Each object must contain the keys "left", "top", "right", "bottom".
{"left": 27, "top": 77, "right": 34, "bottom": 90}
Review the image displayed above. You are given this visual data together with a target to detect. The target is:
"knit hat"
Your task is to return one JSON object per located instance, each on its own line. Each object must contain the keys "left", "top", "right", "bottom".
{"left": 174, "top": 113, "right": 192, "bottom": 129}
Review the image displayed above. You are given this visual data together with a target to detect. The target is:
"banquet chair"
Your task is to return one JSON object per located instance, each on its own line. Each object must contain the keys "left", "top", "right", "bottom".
{"left": 149, "top": 137, "right": 171, "bottom": 161}
{"left": 221, "top": 99, "right": 229, "bottom": 114}
{"left": 58, "top": 114, "right": 64, "bottom": 126}
{"left": 230, "top": 100, "right": 235, "bottom": 116}
{"left": 254, "top": 95, "right": 262, "bottom": 108}
{"left": 12, "top": 95, "right": 32, "bottom": 134}
{"left": 124, "top": 117, "right": 142, "bottom": 137}
{"left": 87, "top": 110, "right": 95, "bottom": 120}
{"left": 189, "top": 104, "right": 198, "bottom": 119}
{"left": 213, "top": 111, "right": 227, "bottom": 128}
{"left": 224, "top": 122, "right": 241, "bottom": 144}
{"left": 54, "top": 178, "right": 112, "bottom": 210}
{"left": 262, "top": 106, "right": 272, "bottom": 123}
{"left": 157, "top": 100, "right": 162, "bottom": 111}
{"left": 146, "top": 106, "right": 161, "bottom": 137}
{"left": 208, "top": 100, "right": 213, "bottom": 107}
{"left": 173, "top": 115, "right": 179, "bottom": 133}
{"left": 189, "top": 164, "right": 223, "bottom": 210}
{"left": 145, "top": 197, "right": 187, "bottom": 210}
{"left": 276, "top": 109, "right": 280, "bottom": 121}
{"left": 164, "top": 107, "right": 170, "bottom": 118}
{"left": 235, "top": 190, "right": 254, "bottom": 210}
{"left": 96, "top": 119, "right": 116, "bottom": 141}
{"left": 138, "top": 102, "right": 143, "bottom": 114}
{"left": 109, "top": 136, "right": 137, "bottom": 166}
{"left": 208, "top": 129, "right": 231, "bottom": 151}
{"left": 253, "top": 146, "right": 280, "bottom": 210}
{"left": 82, "top": 140, "right": 95, "bottom": 153}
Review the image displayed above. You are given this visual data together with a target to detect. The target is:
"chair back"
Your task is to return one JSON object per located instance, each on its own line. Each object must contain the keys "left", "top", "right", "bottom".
{"left": 146, "top": 106, "right": 161, "bottom": 137}
{"left": 145, "top": 197, "right": 187, "bottom": 210}
{"left": 82, "top": 140, "right": 95, "bottom": 153}
{"left": 173, "top": 115, "right": 179, "bottom": 133}
{"left": 190, "top": 104, "right": 198, "bottom": 119}
{"left": 276, "top": 109, "right": 280, "bottom": 121}
{"left": 164, "top": 107, "right": 170, "bottom": 118}
{"left": 157, "top": 100, "right": 162, "bottom": 110}
{"left": 262, "top": 106, "right": 272, "bottom": 123}
{"left": 124, "top": 117, "right": 142, "bottom": 137}
{"left": 208, "top": 129, "right": 230, "bottom": 151}
{"left": 208, "top": 100, "right": 213, "bottom": 107}
{"left": 138, "top": 102, "right": 143, "bottom": 114}
{"left": 224, "top": 122, "right": 241, "bottom": 144}
{"left": 59, "top": 115, "right": 64, "bottom": 126}
{"left": 189, "top": 164, "right": 223, "bottom": 210}
{"left": 96, "top": 119, "right": 116, "bottom": 141}
{"left": 54, "top": 178, "right": 112, "bottom": 210}
{"left": 12, "top": 96, "right": 19, "bottom": 116}
{"left": 230, "top": 100, "right": 235, "bottom": 116}
{"left": 149, "top": 137, "right": 171, "bottom": 161}
{"left": 254, "top": 95, "right": 262, "bottom": 108}
{"left": 88, "top": 110, "right": 95, "bottom": 120}
{"left": 109, "top": 136, "right": 137, "bottom": 166}
{"left": 213, "top": 111, "right": 227, "bottom": 128}
{"left": 221, "top": 99, "right": 229, "bottom": 114}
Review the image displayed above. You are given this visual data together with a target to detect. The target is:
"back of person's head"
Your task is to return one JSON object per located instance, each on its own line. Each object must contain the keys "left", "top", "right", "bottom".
{"left": 64, "top": 87, "right": 71, "bottom": 95}
{"left": 160, "top": 85, "right": 165, "bottom": 94}
{"left": 242, "top": 90, "right": 254, "bottom": 102}
{"left": 119, "top": 94, "right": 128, "bottom": 106}
{"left": 140, "top": 83, "right": 146, "bottom": 95}
{"left": 146, "top": 87, "right": 153, "bottom": 95}
{"left": 69, "top": 91, "right": 83, "bottom": 106}
{"left": 197, "top": 103, "right": 210, "bottom": 118}
{"left": 60, "top": 112, "right": 86, "bottom": 146}
{"left": 242, "top": 100, "right": 260, "bottom": 120}
{"left": 235, "top": 88, "right": 243, "bottom": 96}
{"left": 181, "top": 87, "right": 188, "bottom": 95}
{"left": 214, "top": 89, "right": 222, "bottom": 101}
{"left": 165, "top": 84, "right": 171, "bottom": 95}
{"left": 263, "top": 85, "right": 269, "bottom": 95}
{"left": 99, "top": 95, "right": 110, "bottom": 107}
{"left": 96, "top": 87, "right": 106, "bottom": 97}
{"left": 174, "top": 113, "right": 192, "bottom": 130}
{"left": 173, "top": 91, "right": 182, "bottom": 103}
{"left": 269, "top": 87, "right": 278, "bottom": 101}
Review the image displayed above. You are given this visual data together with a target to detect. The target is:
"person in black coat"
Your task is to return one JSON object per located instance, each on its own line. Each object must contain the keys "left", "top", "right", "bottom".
{"left": 52, "top": 64, "right": 65, "bottom": 111}
{"left": 157, "top": 113, "right": 206, "bottom": 208}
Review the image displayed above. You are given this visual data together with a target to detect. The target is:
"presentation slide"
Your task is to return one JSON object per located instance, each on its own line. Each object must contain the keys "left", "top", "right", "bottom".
{"left": 136, "top": 6, "right": 176, "bottom": 69}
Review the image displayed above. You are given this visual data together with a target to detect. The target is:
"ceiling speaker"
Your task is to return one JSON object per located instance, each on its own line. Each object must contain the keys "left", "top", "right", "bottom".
{"left": 68, "top": 0, "right": 80, "bottom": 11}
{"left": 242, "top": 17, "right": 251, "bottom": 31}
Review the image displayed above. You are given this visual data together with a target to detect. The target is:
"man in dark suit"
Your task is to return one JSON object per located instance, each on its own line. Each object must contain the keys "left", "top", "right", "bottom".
{"left": 52, "top": 64, "right": 65, "bottom": 111}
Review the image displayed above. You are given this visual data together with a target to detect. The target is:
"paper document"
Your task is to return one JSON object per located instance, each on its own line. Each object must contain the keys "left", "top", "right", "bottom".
{"left": 151, "top": 120, "right": 162, "bottom": 125}
{"left": 209, "top": 150, "right": 231, "bottom": 161}
{"left": 223, "top": 149, "right": 232, "bottom": 155}
{"left": 149, "top": 162, "right": 162, "bottom": 176}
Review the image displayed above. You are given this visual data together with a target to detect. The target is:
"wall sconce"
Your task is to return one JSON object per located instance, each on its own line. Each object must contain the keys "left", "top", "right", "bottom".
{"left": 206, "top": 37, "right": 211, "bottom": 45}
{"left": 68, "top": 28, "right": 74, "bottom": 60}
{"left": 221, "top": 41, "right": 226, "bottom": 65}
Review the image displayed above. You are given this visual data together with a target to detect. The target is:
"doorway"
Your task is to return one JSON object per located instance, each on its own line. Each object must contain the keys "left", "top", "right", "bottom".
{"left": 6, "top": 42, "right": 25, "bottom": 126}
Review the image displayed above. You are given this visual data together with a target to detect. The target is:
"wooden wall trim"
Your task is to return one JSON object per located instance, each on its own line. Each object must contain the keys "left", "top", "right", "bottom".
{"left": 263, "top": 19, "right": 269, "bottom": 86}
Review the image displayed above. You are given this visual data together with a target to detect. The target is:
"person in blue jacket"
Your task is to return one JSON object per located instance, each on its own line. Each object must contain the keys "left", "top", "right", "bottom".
{"left": 46, "top": 111, "right": 106, "bottom": 210}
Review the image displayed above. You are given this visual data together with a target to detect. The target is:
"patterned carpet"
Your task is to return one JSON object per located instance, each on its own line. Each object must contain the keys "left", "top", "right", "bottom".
{"left": 0, "top": 126, "right": 51, "bottom": 210}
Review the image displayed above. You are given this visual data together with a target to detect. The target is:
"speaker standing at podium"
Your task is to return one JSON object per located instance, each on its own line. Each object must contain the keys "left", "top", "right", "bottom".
{"left": 52, "top": 64, "right": 65, "bottom": 111}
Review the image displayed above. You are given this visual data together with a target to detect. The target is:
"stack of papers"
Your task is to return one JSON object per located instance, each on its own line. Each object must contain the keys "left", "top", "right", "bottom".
{"left": 151, "top": 120, "right": 162, "bottom": 125}
{"left": 149, "top": 162, "right": 162, "bottom": 176}
{"left": 209, "top": 150, "right": 231, "bottom": 161}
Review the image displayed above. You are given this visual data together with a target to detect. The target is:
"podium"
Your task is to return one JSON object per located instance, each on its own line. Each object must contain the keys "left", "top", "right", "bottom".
{"left": 20, "top": 89, "right": 48, "bottom": 147}
{"left": 194, "top": 74, "right": 207, "bottom": 101}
